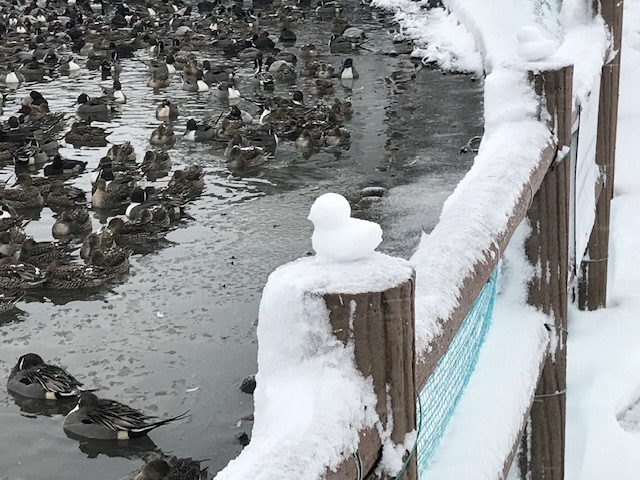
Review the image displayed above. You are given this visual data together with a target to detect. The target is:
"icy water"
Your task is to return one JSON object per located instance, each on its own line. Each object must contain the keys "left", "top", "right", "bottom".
{"left": 0, "top": 5, "right": 482, "bottom": 480}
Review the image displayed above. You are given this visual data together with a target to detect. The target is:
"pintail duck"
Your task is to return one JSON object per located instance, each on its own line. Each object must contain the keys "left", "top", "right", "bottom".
{"left": 182, "top": 71, "right": 209, "bottom": 92}
{"left": 52, "top": 208, "right": 92, "bottom": 239}
{"left": 126, "top": 188, "right": 191, "bottom": 223}
{"left": 46, "top": 181, "right": 87, "bottom": 211}
{"left": 310, "top": 78, "right": 335, "bottom": 96}
{"left": 107, "top": 142, "right": 137, "bottom": 165}
{"left": 150, "top": 124, "right": 175, "bottom": 147}
{"left": 141, "top": 150, "right": 171, "bottom": 176}
{"left": 329, "top": 34, "right": 356, "bottom": 54}
{"left": 0, "top": 202, "right": 20, "bottom": 231}
{"left": 324, "top": 126, "right": 351, "bottom": 149}
{"left": 0, "top": 257, "right": 48, "bottom": 289}
{"left": 155, "top": 99, "right": 179, "bottom": 121}
{"left": 45, "top": 259, "right": 111, "bottom": 290}
{"left": 0, "top": 229, "right": 23, "bottom": 259}
{"left": 279, "top": 27, "right": 297, "bottom": 43}
{"left": 64, "top": 121, "right": 109, "bottom": 147}
{"left": 18, "top": 60, "right": 46, "bottom": 82}
{"left": 44, "top": 155, "right": 87, "bottom": 177}
{"left": 339, "top": 58, "right": 359, "bottom": 80}
{"left": 148, "top": 70, "right": 171, "bottom": 89}
{"left": 184, "top": 119, "right": 216, "bottom": 141}
{"left": 64, "top": 392, "right": 189, "bottom": 440}
{"left": 7, "top": 353, "right": 89, "bottom": 400}
{"left": 58, "top": 57, "right": 81, "bottom": 74}
{"left": 13, "top": 145, "right": 48, "bottom": 166}
{"left": 0, "top": 175, "right": 45, "bottom": 210}
{"left": 135, "top": 457, "right": 209, "bottom": 480}
{"left": 92, "top": 177, "right": 136, "bottom": 210}
{"left": 163, "top": 166, "right": 205, "bottom": 201}
{"left": 76, "top": 93, "right": 114, "bottom": 117}
{"left": 4, "top": 67, "right": 25, "bottom": 85}
{"left": 82, "top": 235, "right": 131, "bottom": 276}
{"left": 299, "top": 44, "right": 319, "bottom": 58}
{"left": 19, "top": 238, "right": 75, "bottom": 268}
{"left": 101, "top": 80, "right": 127, "bottom": 104}
{"left": 0, "top": 290, "right": 24, "bottom": 314}
{"left": 314, "top": 62, "right": 335, "bottom": 79}
{"left": 106, "top": 216, "right": 167, "bottom": 247}
{"left": 225, "top": 134, "right": 269, "bottom": 171}
{"left": 202, "top": 60, "right": 234, "bottom": 85}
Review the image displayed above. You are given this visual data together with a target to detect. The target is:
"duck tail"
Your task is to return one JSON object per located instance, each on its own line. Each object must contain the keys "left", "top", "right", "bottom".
{"left": 128, "top": 410, "right": 191, "bottom": 438}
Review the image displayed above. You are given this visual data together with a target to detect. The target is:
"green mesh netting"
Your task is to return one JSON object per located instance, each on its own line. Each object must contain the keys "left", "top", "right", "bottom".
{"left": 416, "top": 267, "right": 499, "bottom": 476}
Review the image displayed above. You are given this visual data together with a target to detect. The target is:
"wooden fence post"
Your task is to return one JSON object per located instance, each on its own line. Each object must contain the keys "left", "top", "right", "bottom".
{"left": 518, "top": 65, "right": 573, "bottom": 480}
{"left": 578, "top": 0, "right": 624, "bottom": 310}
{"left": 325, "top": 265, "right": 417, "bottom": 480}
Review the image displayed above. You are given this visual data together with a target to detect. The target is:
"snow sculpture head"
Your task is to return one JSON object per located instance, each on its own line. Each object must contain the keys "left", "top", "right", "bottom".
{"left": 307, "top": 193, "right": 383, "bottom": 262}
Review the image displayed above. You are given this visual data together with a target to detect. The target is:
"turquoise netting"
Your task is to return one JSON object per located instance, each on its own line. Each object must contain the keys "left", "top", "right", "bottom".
{"left": 416, "top": 267, "right": 499, "bottom": 476}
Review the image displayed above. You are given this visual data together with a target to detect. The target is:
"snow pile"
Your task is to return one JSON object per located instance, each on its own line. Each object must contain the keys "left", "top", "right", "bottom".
{"left": 215, "top": 254, "right": 414, "bottom": 480}
{"left": 308, "top": 193, "right": 382, "bottom": 262}
{"left": 411, "top": 67, "right": 551, "bottom": 355}
{"left": 426, "top": 223, "right": 549, "bottom": 479}
{"left": 370, "top": 0, "right": 483, "bottom": 74}
{"left": 565, "top": 0, "right": 640, "bottom": 478}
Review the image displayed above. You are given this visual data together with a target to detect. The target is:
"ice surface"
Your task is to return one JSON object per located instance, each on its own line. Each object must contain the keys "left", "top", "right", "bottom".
{"left": 308, "top": 193, "right": 383, "bottom": 263}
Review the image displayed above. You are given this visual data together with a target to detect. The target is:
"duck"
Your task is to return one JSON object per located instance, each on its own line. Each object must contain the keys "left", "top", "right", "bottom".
{"left": 135, "top": 457, "right": 209, "bottom": 480}
{"left": 299, "top": 44, "right": 319, "bottom": 58}
{"left": 83, "top": 240, "right": 131, "bottom": 277}
{"left": 164, "top": 166, "right": 205, "bottom": 200}
{"left": 91, "top": 178, "right": 134, "bottom": 210}
{"left": 150, "top": 124, "right": 175, "bottom": 147}
{"left": 225, "top": 135, "right": 269, "bottom": 171}
{"left": 18, "top": 60, "right": 46, "bottom": 82}
{"left": 212, "top": 81, "right": 241, "bottom": 100}
{"left": 107, "top": 142, "right": 137, "bottom": 166}
{"left": 0, "top": 176, "right": 45, "bottom": 210}
{"left": 64, "top": 392, "right": 189, "bottom": 440}
{"left": 19, "top": 238, "right": 75, "bottom": 268}
{"left": 182, "top": 71, "right": 209, "bottom": 92}
{"left": 339, "top": 58, "right": 359, "bottom": 79}
{"left": 105, "top": 215, "right": 167, "bottom": 247}
{"left": 58, "top": 57, "right": 81, "bottom": 74}
{"left": 45, "top": 259, "right": 111, "bottom": 290}
{"left": 140, "top": 151, "right": 171, "bottom": 175}
{"left": 76, "top": 93, "right": 114, "bottom": 117}
{"left": 13, "top": 145, "right": 49, "bottom": 166}
{"left": 148, "top": 70, "right": 171, "bottom": 89}
{"left": 310, "top": 78, "right": 335, "bottom": 96}
{"left": 4, "top": 67, "right": 25, "bottom": 85}
{"left": 155, "top": 99, "right": 179, "bottom": 120}
{"left": 101, "top": 80, "right": 127, "bottom": 104}
{"left": 0, "top": 290, "right": 24, "bottom": 314}
{"left": 329, "top": 34, "right": 355, "bottom": 54}
{"left": 7, "top": 353, "right": 89, "bottom": 400}
{"left": 52, "top": 208, "right": 92, "bottom": 239}
{"left": 126, "top": 188, "right": 191, "bottom": 223}
{"left": 184, "top": 119, "right": 216, "bottom": 141}
{"left": 0, "top": 257, "right": 48, "bottom": 290}
{"left": 295, "top": 128, "right": 321, "bottom": 151}
{"left": 202, "top": 60, "right": 234, "bottom": 85}
{"left": 246, "top": 127, "right": 279, "bottom": 155}
{"left": 324, "top": 126, "right": 351, "bottom": 149}
{"left": 279, "top": 27, "right": 297, "bottom": 43}
{"left": 64, "top": 121, "right": 109, "bottom": 147}
{"left": 165, "top": 54, "right": 177, "bottom": 74}
{"left": 44, "top": 155, "right": 87, "bottom": 177}
{"left": 342, "top": 26, "right": 366, "bottom": 42}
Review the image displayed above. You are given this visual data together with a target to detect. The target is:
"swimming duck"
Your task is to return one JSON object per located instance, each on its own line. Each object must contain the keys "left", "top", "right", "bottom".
{"left": 107, "top": 142, "right": 137, "bottom": 166}
{"left": 182, "top": 71, "right": 209, "bottom": 92}
{"left": 279, "top": 27, "right": 297, "bottom": 43}
{"left": 105, "top": 215, "right": 167, "bottom": 247}
{"left": 76, "top": 93, "right": 114, "bottom": 117}
{"left": 102, "top": 80, "right": 127, "bottom": 104}
{"left": 0, "top": 176, "right": 45, "bottom": 210}
{"left": 202, "top": 60, "right": 234, "bottom": 85}
{"left": 91, "top": 178, "right": 135, "bottom": 210}
{"left": 315, "top": 0, "right": 343, "bottom": 17}
{"left": 127, "top": 187, "right": 191, "bottom": 223}
{"left": 164, "top": 166, "right": 205, "bottom": 200}
{"left": 0, "top": 290, "right": 24, "bottom": 314}
{"left": 155, "top": 99, "right": 179, "bottom": 120}
{"left": 150, "top": 124, "right": 175, "bottom": 147}
{"left": 4, "top": 67, "right": 25, "bottom": 85}
{"left": 64, "top": 392, "right": 189, "bottom": 440}
{"left": 58, "top": 57, "right": 81, "bottom": 74}
{"left": 45, "top": 259, "right": 111, "bottom": 290}
{"left": 343, "top": 27, "right": 366, "bottom": 42}
{"left": 64, "top": 121, "right": 109, "bottom": 147}
{"left": 0, "top": 257, "right": 48, "bottom": 290}
{"left": 7, "top": 353, "right": 89, "bottom": 400}
{"left": 19, "top": 237, "right": 75, "bottom": 268}
{"left": 310, "top": 79, "right": 335, "bottom": 96}
{"left": 135, "top": 457, "right": 209, "bottom": 480}
{"left": 324, "top": 126, "right": 351, "bottom": 149}
{"left": 148, "top": 70, "right": 171, "bottom": 89}
{"left": 329, "top": 34, "right": 355, "bottom": 54}
{"left": 44, "top": 155, "right": 87, "bottom": 177}
{"left": 184, "top": 119, "right": 216, "bottom": 141}
{"left": 83, "top": 238, "right": 131, "bottom": 276}
{"left": 314, "top": 62, "right": 335, "bottom": 79}
{"left": 13, "top": 145, "right": 49, "bottom": 166}
{"left": 225, "top": 135, "right": 269, "bottom": 171}
{"left": 299, "top": 44, "right": 319, "bottom": 58}
{"left": 140, "top": 150, "right": 171, "bottom": 176}
{"left": 52, "top": 208, "right": 92, "bottom": 239}
{"left": 212, "top": 81, "right": 240, "bottom": 100}
{"left": 18, "top": 60, "right": 46, "bottom": 82}
{"left": 339, "top": 58, "right": 359, "bottom": 80}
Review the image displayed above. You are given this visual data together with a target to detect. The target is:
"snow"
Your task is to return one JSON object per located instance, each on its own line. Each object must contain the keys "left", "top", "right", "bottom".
{"left": 426, "top": 223, "right": 549, "bottom": 479}
{"left": 308, "top": 193, "right": 383, "bottom": 263}
{"left": 214, "top": 254, "right": 414, "bottom": 480}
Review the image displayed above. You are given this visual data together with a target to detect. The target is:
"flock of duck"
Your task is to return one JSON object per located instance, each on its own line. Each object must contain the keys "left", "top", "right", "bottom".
{"left": 0, "top": 0, "right": 382, "bottom": 476}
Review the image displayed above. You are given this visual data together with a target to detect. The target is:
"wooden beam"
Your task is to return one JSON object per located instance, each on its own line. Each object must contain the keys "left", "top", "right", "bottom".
{"left": 578, "top": 0, "right": 624, "bottom": 310}
{"left": 523, "top": 66, "right": 573, "bottom": 480}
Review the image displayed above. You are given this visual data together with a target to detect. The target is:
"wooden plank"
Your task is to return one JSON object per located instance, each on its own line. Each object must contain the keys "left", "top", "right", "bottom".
{"left": 524, "top": 66, "right": 573, "bottom": 480}
{"left": 325, "top": 275, "right": 417, "bottom": 479}
{"left": 578, "top": 0, "right": 624, "bottom": 310}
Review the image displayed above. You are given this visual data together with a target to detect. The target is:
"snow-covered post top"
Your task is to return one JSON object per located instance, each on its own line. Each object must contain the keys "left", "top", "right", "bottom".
{"left": 216, "top": 194, "right": 417, "bottom": 480}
